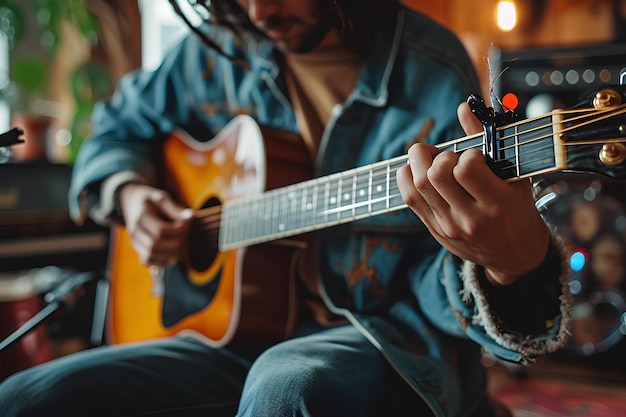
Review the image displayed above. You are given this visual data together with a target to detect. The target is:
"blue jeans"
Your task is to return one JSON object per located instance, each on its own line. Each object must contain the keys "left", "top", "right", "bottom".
{"left": 0, "top": 324, "right": 427, "bottom": 416}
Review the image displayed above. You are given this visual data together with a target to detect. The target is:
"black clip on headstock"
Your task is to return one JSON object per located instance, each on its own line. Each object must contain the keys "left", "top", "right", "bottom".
{"left": 466, "top": 94, "right": 517, "bottom": 171}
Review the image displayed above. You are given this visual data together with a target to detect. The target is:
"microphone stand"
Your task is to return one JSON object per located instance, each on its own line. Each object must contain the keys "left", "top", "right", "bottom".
{"left": 0, "top": 272, "right": 95, "bottom": 353}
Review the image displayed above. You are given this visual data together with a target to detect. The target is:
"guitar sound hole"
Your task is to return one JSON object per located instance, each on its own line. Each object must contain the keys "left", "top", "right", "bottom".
{"left": 188, "top": 197, "right": 221, "bottom": 272}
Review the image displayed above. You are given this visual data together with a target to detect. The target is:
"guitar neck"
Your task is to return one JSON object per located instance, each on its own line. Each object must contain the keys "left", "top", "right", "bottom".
{"left": 219, "top": 154, "right": 408, "bottom": 250}
{"left": 219, "top": 111, "right": 567, "bottom": 250}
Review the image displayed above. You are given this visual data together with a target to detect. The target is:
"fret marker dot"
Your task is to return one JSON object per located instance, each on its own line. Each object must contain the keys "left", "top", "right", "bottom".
{"left": 359, "top": 189, "right": 366, "bottom": 196}
{"left": 343, "top": 193, "right": 350, "bottom": 200}
{"left": 376, "top": 185, "right": 383, "bottom": 192}
{"left": 278, "top": 223, "right": 285, "bottom": 231}
{"left": 330, "top": 197, "right": 337, "bottom": 204}
{"left": 307, "top": 203, "right": 312, "bottom": 210}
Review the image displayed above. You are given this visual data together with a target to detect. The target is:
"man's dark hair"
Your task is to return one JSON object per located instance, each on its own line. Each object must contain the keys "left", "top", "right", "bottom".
{"left": 168, "top": 0, "right": 398, "bottom": 59}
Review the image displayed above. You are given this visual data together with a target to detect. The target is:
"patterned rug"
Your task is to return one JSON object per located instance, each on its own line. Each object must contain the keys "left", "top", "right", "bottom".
{"left": 488, "top": 363, "right": 626, "bottom": 417}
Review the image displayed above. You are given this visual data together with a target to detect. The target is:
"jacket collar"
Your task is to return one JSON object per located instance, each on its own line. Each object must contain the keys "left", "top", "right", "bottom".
{"left": 349, "top": 9, "right": 404, "bottom": 108}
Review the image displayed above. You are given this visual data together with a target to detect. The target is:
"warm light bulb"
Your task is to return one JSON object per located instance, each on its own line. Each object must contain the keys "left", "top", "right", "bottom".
{"left": 497, "top": 1, "right": 517, "bottom": 32}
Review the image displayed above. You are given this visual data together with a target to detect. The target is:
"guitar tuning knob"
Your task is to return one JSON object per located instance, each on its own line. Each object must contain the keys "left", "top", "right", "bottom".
{"left": 593, "top": 88, "right": 622, "bottom": 109}
{"left": 599, "top": 143, "right": 626, "bottom": 166}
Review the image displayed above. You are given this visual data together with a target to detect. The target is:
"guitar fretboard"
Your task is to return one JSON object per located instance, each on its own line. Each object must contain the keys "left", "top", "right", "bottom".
{"left": 220, "top": 156, "right": 408, "bottom": 250}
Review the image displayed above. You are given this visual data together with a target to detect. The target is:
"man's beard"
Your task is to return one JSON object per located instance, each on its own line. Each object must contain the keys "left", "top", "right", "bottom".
{"left": 289, "top": 22, "right": 332, "bottom": 54}
{"left": 261, "top": 14, "right": 333, "bottom": 54}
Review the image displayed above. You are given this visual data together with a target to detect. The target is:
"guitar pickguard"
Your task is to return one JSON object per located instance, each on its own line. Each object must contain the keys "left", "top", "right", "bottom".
{"left": 161, "top": 261, "right": 222, "bottom": 327}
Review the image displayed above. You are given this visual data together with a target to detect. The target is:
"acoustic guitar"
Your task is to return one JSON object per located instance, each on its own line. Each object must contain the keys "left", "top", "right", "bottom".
{"left": 107, "top": 86, "right": 626, "bottom": 347}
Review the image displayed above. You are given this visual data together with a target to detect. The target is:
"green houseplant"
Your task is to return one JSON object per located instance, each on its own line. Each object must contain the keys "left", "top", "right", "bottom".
{"left": 0, "top": 0, "right": 113, "bottom": 162}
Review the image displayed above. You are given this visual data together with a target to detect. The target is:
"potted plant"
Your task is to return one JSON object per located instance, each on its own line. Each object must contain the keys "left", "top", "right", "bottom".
{"left": 0, "top": 0, "right": 112, "bottom": 162}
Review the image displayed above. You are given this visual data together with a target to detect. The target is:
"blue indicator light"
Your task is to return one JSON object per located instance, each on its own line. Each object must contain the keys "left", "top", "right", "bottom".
{"left": 570, "top": 251, "right": 586, "bottom": 271}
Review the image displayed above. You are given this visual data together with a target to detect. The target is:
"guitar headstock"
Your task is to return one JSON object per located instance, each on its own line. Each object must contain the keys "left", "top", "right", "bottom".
{"left": 562, "top": 85, "right": 626, "bottom": 180}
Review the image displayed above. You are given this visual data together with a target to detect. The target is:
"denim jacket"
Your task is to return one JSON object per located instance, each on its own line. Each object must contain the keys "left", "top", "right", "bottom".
{"left": 69, "top": 7, "right": 571, "bottom": 417}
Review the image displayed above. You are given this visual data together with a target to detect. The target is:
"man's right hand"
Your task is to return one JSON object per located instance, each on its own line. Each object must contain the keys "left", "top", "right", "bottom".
{"left": 119, "top": 183, "right": 194, "bottom": 267}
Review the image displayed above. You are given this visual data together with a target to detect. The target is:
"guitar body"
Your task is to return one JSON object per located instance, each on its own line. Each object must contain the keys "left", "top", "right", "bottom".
{"left": 107, "top": 116, "right": 313, "bottom": 347}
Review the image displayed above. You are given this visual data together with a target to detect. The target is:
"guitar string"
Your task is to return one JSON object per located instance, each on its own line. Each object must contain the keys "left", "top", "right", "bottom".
{"left": 439, "top": 105, "right": 626, "bottom": 155}
{"left": 496, "top": 105, "right": 626, "bottom": 148}
{"left": 190, "top": 105, "right": 626, "bottom": 237}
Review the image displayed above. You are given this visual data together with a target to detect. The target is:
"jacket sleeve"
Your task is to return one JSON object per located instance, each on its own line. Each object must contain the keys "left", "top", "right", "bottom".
{"left": 413, "top": 232, "right": 573, "bottom": 364}
{"left": 68, "top": 34, "right": 212, "bottom": 224}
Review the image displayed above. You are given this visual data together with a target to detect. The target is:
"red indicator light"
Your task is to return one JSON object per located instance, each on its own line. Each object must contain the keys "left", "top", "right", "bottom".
{"left": 502, "top": 92, "right": 519, "bottom": 111}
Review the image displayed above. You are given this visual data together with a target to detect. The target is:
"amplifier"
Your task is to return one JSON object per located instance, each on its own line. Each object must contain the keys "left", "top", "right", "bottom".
{"left": 0, "top": 162, "right": 109, "bottom": 272}
{"left": 490, "top": 43, "right": 626, "bottom": 118}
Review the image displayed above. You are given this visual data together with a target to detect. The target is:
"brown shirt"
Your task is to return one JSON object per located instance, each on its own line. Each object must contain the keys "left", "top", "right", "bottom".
{"left": 284, "top": 41, "right": 363, "bottom": 156}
